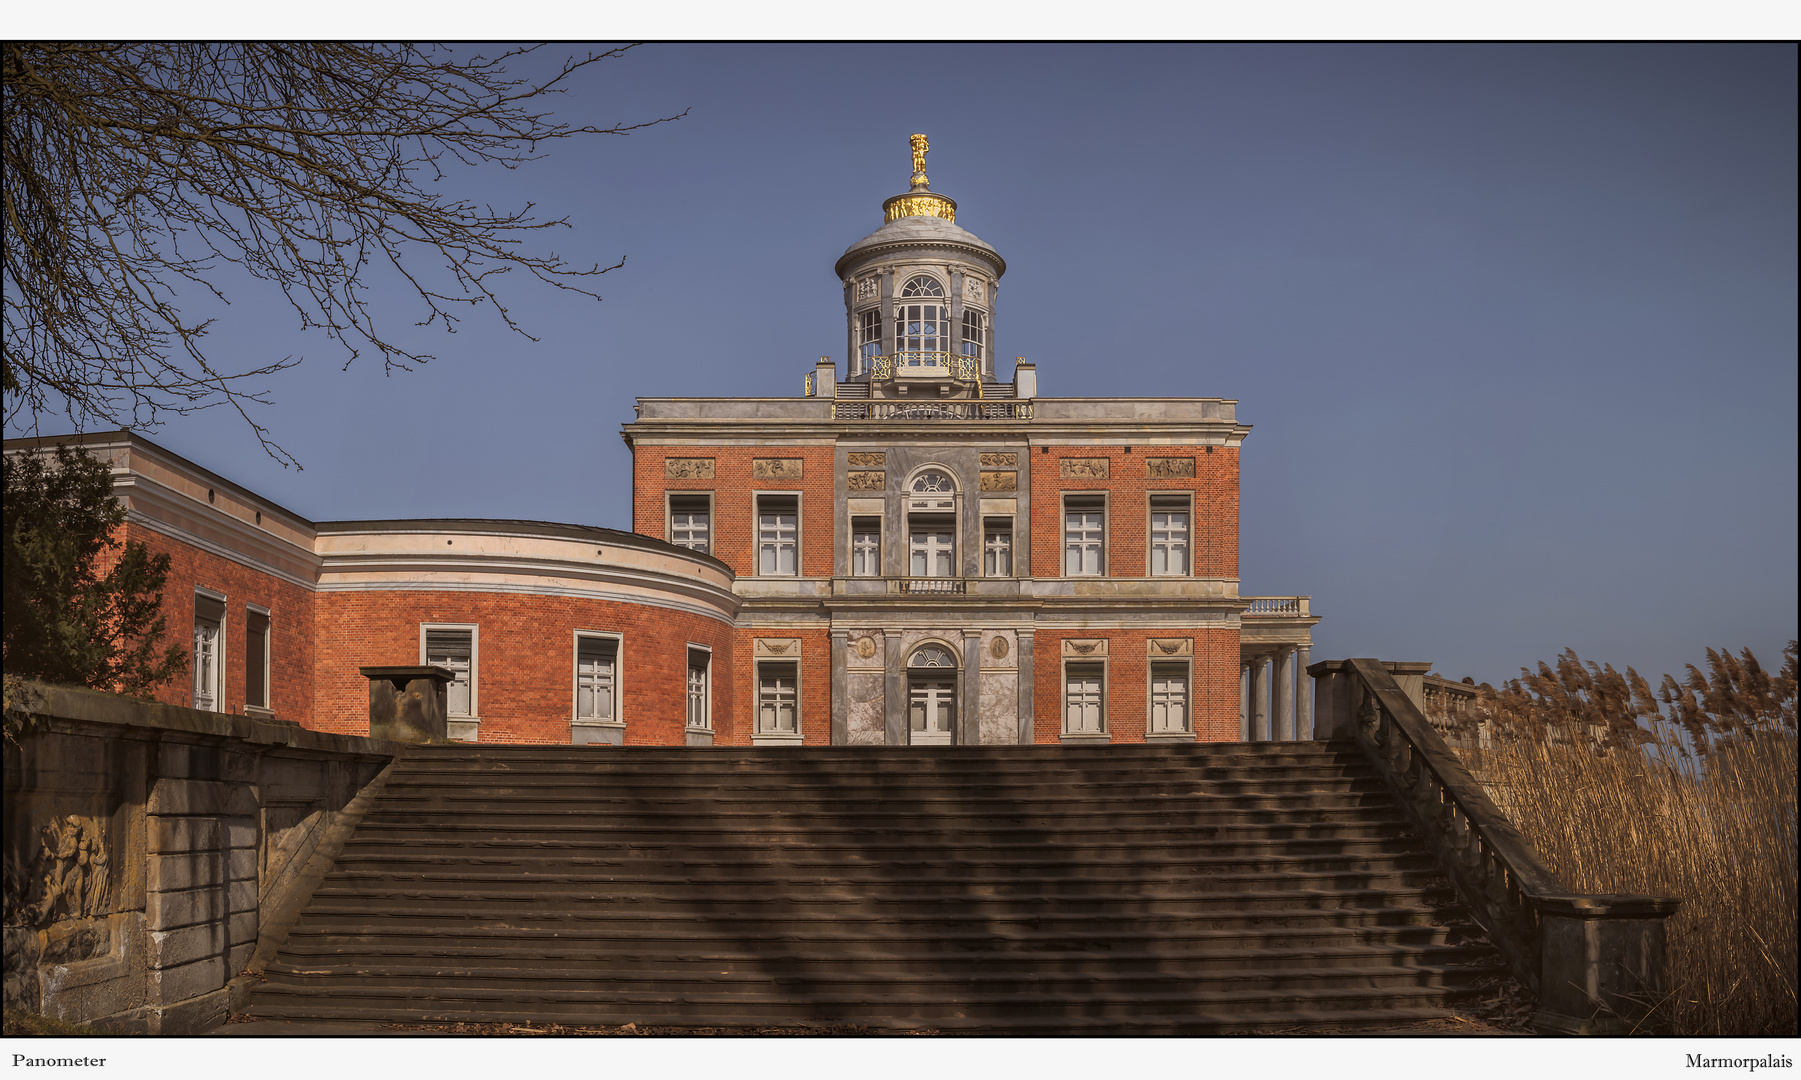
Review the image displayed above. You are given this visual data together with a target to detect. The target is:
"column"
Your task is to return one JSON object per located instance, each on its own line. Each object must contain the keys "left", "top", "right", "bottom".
{"left": 961, "top": 631, "right": 982, "bottom": 746}
{"left": 1240, "top": 662, "right": 1251, "bottom": 742}
{"left": 1295, "top": 645, "right": 1313, "bottom": 739}
{"left": 1249, "top": 657, "right": 1270, "bottom": 742}
{"left": 830, "top": 629, "right": 849, "bottom": 746}
{"left": 1275, "top": 647, "right": 1296, "bottom": 741}
{"left": 884, "top": 631, "right": 906, "bottom": 746}
{"left": 1016, "top": 630, "right": 1036, "bottom": 744}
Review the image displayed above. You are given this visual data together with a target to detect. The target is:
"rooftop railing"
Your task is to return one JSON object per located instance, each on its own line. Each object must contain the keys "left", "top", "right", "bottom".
{"left": 834, "top": 400, "right": 1032, "bottom": 421}
{"left": 1242, "top": 596, "right": 1311, "bottom": 617}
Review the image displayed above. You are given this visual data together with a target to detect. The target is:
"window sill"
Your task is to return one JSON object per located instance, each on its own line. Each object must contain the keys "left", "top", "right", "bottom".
{"left": 243, "top": 705, "right": 275, "bottom": 718}
{"left": 751, "top": 733, "right": 804, "bottom": 747}
{"left": 1144, "top": 730, "right": 1196, "bottom": 742}
{"left": 573, "top": 720, "right": 625, "bottom": 747}
{"left": 447, "top": 717, "right": 481, "bottom": 743}
{"left": 1059, "top": 731, "right": 1111, "bottom": 744}
{"left": 685, "top": 728, "right": 715, "bottom": 747}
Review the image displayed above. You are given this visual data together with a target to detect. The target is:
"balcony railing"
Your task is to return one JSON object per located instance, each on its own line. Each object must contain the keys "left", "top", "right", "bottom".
{"left": 869, "top": 352, "right": 980, "bottom": 382}
{"left": 834, "top": 400, "right": 1032, "bottom": 421}
{"left": 1242, "top": 596, "right": 1311, "bottom": 617}
{"left": 890, "top": 577, "right": 967, "bottom": 595}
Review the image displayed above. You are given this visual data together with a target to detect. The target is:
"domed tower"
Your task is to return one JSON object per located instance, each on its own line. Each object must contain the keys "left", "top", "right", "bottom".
{"left": 834, "top": 135, "right": 1006, "bottom": 401}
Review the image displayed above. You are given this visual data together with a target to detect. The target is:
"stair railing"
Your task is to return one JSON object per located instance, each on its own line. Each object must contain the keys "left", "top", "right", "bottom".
{"left": 1313, "top": 658, "right": 1681, "bottom": 1035}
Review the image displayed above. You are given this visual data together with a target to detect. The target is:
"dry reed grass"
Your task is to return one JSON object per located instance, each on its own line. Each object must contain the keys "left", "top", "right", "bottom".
{"left": 1450, "top": 643, "right": 1797, "bottom": 1036}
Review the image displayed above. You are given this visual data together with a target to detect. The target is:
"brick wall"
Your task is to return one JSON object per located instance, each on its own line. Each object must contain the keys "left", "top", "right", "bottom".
{"left": 633, "top": 446, "right": 837, "bottom": 579}
{"left": 312, "top": 591, "right": 735, "bottom": 744}
{"left": 1028, "top": 445, "right": 1238, "bottom": 579}
{"left": 125, "top": 522, "right": 316, "bottom": 725}
{"left": 728, "top": 627, "right": 832, "bottom": 747}
{"left": 1031, "top": 627, "right": 1241, "bottom": 744}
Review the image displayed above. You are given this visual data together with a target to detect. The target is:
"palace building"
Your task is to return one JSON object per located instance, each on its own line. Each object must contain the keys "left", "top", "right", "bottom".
{"left": 7, "top": 136, "right": 1319, "bottom": 747}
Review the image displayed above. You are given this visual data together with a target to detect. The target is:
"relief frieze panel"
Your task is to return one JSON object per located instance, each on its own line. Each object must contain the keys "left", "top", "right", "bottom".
{"left": 1061, "top": 638, "right": 1109, "bottom": 658}
{"left": 978, "top": 472, "right": 1017, "bottom": 492}
{"left": 847, "top": 471, "right": 885, "bottom": 491}
{"left": 847, "top": 452, "right": 886, "bottom": 468}
{"left": 752, "top": 458, "right": 804, "bottom": 480}
{"left": 664, "top": 458, "right": 715, "bottom": 480}
{"left": 1147, "top": 638, "right": 1193, "bottom": 657}
{"left": 1146, "top": 457, "right": 1196, "bottom": 479}
{"left": 979, "top": 452, "right": 1017, "bottom": 468}
{"left": 754, "top": 638, "right": 801, "bottom": 657}
{"left": 1059, "top": 458, "right": 1109, "bottom": 480}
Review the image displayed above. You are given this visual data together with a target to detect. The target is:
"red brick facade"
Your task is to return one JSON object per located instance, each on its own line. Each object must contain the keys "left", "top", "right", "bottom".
{"left": 1028, "top": 445, "right": 1238, "bottom": 579}
{"left": 1030, "top": 628, "right": 1240, "bottom": 744}
{"left": 634, "top": 446, "right": 837, "bottom": 578}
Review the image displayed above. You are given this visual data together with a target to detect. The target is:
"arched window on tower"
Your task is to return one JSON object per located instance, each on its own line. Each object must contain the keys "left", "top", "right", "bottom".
{"left": 895, "top": 276, "right": 946, "bottom": 367}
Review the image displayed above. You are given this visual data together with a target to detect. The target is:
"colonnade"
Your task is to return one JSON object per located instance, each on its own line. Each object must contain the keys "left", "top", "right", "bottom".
{"left": 1241, "top": 645, "right": 1312, "bottom": 741}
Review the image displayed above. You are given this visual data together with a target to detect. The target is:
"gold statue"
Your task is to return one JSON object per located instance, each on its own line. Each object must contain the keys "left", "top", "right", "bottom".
{"left": 910, "top": 133, "right": 929, "bottom": 188}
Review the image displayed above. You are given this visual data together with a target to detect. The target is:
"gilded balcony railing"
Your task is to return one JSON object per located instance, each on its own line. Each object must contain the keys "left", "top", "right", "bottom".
{"left": 868, "top": 352, "right": 980, "bottom": 382}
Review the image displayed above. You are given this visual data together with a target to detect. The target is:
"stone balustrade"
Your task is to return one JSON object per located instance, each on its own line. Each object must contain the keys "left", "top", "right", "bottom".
{"left": 1309, "top": 658, "right": 1682, "bottom": 1035}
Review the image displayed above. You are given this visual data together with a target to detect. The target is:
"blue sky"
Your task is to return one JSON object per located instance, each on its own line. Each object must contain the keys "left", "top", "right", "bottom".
{"left": 11, "top": 43, "right": 1796, "bottom": 689}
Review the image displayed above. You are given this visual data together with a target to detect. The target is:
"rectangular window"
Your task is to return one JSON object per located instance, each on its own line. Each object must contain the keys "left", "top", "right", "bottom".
{"left": 1064, "top": 496, "right": 1105, "bottom": 576}
{"left": 245, "top": 608, "right": 270, "bottom": 711}
{"left": 757, "top": 495, "right": 799, "bottom": 576}
{"left": 858, "top": 309, "right": 883, "bottom": 369}
{"left": 908, "top": 514, "right": 954, "bottom": 577}
{"left": 193, "top": 593, "right": 225, "bottom": 711}
{"left": 687, "top": 648, "right": 711, "bottom": 731}
{"left": 1150, "top": 495, "right": 1190, "bottom": 576}
{"left": 757, "top": 662, "right": 799, "bottom": 736}
{"left": 1150, "top": 663, "right": 1190, "bottom": 736}
{"left": 575, "top": 636, "right": 618, "bottom": 723}
{"left": 423, "top": 626, "right": 476, "bottom": 720}
{"left": 851, "top": 516, "right": 881, "bottom": 577}
{"left": 1065, "top": 662, "right": 1106, "bottom": 736}
{"left": 983, "top": 517, "right": 1013, "bottom": 577}
{"left": 669, "top": 494, "right": 711, "bottom": 554}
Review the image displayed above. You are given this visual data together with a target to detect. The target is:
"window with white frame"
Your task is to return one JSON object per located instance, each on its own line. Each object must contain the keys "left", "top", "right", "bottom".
{"left": 1064, "top": 495, "right": 1105, "bottom": 576}
{"left": 757, "top": 495, "right": 799, "bottom": 576}
{"left": 687, "top": 648, "right": 711, "bottom": 731}
{"left": 851, "top": 516, "right": 881, "bottom": 577}
{"left": 424, "top": 626, "right": 475, "bottom": 720}
{"left": 908, "top": 515, "right": 954, "bottom": 577}
{"left": 245, "top": 607, "right": 270, "bottom": 711}
{"left": 669, "top": 494, "right": 711, "bottom": 554}
{"left": 899, "top": 275, "right": 944, "bottom": 298}
{"left": 575, "top": 636, "right": 618, "bottom": 723}
{"left": 757, "top": 662, "right": 799, "bottom": 736}
{"left": 960, "top": 309, "right": 985, "bottom": 363}
{"left": 983, "top": 517, "right": 1013, "bottom": 577}
{"left": 1149, "top": 662, "right": 1190, "bottom": 735}
{"left": 858, "top": 309, "right": 883, "bottom": 370}
{"left": 1065, "top": 662, "right": 1106, "bottom": 736}
{"left": 1149, "top": 495, "right": 1190, "bottom": 576}
{"left": 193, "top": 593, "right": 225, "bottom": 711}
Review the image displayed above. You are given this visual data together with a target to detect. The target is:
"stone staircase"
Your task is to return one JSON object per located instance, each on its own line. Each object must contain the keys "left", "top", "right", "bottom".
{"left": 246, "top": 742, "right": 1506, "bottom": 1033}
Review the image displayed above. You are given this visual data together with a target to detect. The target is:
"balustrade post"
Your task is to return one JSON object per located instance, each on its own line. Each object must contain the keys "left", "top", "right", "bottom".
{"left": 1532, "top": 895, "right": 1683, "bottom": 1035}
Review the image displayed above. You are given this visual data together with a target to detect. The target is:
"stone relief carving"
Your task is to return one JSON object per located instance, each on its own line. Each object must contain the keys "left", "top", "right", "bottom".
{"left": 1062, "top": 638, "right": 1108, "bottom": 657}
{"left": 847, "top": 452, "right": 886, "bottom": 468}
{"left": 1059, "top": 458, "right": 1109, "bottom": 479}
{"left": 989, "top": 636, "right": 1010, "bottom": 660}
{"left": 857, "top": 277, "right": 879, "bottom": 300}
{"left": 7, "top": 815, "right": 109, "bottom": 927}
{"left": 979, "top": 452, "right": 1017, "bottom": 468}
{"left": 1149, "top": 638, "right": 1193, "bottom": 656}
{"left": 1146, "top": 457, "right": 1196, "bottom": 479}
{"left": 855, "top": 636, "right": 877, "bottom": 659}
{"left": 664, "top": 458, "right": 715, "bottom": 480}
{"left": 755, "top": 639, "right": 799, "bottom": 656}
{"left": 964, "top": 278, "right": 985, "bottom": 302}
{"left": 979, "top": 472, "right": 1017, "bottom": 492}
{"left": 752, "top": 458, "right": 804, "bottom": 480}
{"left": 847, "top": 471, "right": 885, "bottom": 491}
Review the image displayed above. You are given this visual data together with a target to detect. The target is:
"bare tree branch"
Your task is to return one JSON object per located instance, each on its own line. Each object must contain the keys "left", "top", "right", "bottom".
{"left": 3, "top": 43, "right": 684, "bottom": 466}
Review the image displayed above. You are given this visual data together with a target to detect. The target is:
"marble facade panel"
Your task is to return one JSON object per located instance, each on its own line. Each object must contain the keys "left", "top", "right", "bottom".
{"left": 979, "top": 672, "right": 1018, "bottom": 744}
{"left": 847, "top": 673, "right": 886, "bottom": 745}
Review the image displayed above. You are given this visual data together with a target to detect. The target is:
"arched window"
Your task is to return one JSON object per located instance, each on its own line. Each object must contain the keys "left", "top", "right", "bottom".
{"left": 911, "top": 469, "right": 955, "bottom": 494}
{"left": 895, "top": 277, "right": 946, "bottom": 365}
{"left": 908, "top": 644, "right": 957, "bottom": 668}
{"left": 900, "top": 275, "right": 944, "bottom": 298}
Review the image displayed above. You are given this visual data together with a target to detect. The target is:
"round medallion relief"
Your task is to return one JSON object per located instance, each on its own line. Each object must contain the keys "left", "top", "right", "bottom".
{"left": 855, "top": 636, "right": 877, "bottom": 659}
{"left": 989, "top": 636, "right": 1009, "bottom": 660}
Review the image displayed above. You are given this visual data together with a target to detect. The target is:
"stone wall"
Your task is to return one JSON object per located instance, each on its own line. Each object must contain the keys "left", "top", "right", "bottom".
{"left": 2, "top": 681, "right": 396, "bottom": 1033}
